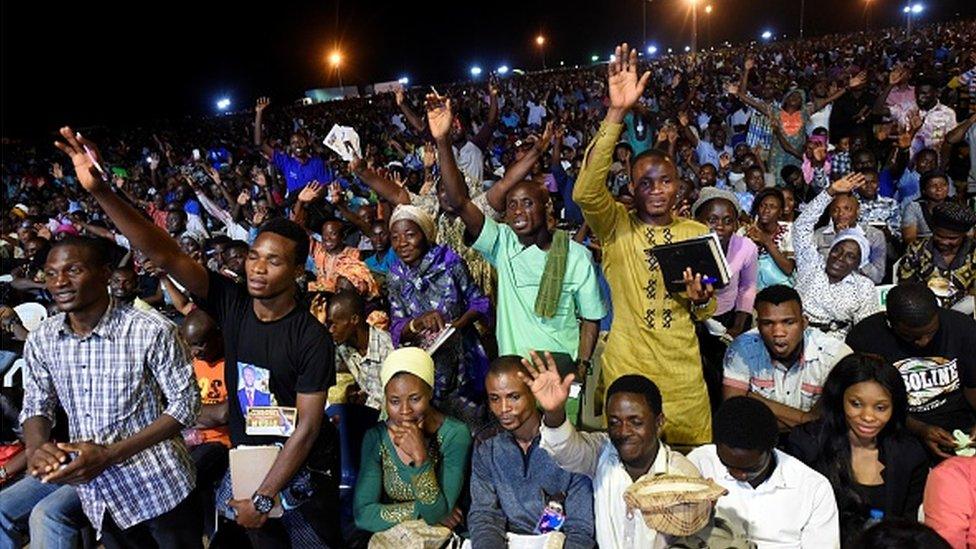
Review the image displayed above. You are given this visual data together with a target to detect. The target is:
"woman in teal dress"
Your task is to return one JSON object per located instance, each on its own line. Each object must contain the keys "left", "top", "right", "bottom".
{"left": 353, "top": 347, "right": 472, "bottom": 536}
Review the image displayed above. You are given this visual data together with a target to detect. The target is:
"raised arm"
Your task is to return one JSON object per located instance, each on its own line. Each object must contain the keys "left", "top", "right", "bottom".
{"left": 348, "top": 157, "right": 411, "bottom": 206}
{"left": 946, "top": 113, "right": 976, "bottom": 145}
{"left": 792, "top": 173, "right": 866, "bottom": 274}
{"left": 469, "top": 84, "right": 500, "bottom": 151}
{"left": 812, "top": 71, "right": 865, "bottom": 113}
{"left": 54, "top": 127, "right": 210, "bottom": 299}
{"left": 430, "top": 94, "right": 486, "bottom": 238}
{"left": 394, "top": 86, "right": 427, "bottom": 133}
{"left": 253, "top": 97, "right": 275, "bottom": 159}
{"left": 726, "top": 81, "right": 772, "bottom": 119}
{"left": 483, "top": 122, "right": 554, "bottom": 212}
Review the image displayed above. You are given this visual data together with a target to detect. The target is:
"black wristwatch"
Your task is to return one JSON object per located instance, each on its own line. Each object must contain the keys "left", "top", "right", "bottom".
{"left": 252, "top": 493, "right": 275, "bottom": 515}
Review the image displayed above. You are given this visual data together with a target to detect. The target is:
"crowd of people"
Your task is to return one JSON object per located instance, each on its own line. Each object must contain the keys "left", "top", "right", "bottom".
{"left": 1, "top": 17, "right": 976, "bottom": 549}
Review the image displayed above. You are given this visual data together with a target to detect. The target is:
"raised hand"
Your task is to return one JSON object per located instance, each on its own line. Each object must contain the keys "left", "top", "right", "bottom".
{"left": 607, "top": 43, "right": 651, "bottom": 117}
{"left": 53, "top": 127, "right": 107, "bottom": 192}
{"left": 744, "top": 56, "right": 756, "bottom": 71}
{"left": 848, "top": 70, "right": 868, "bottom": 89}
{"left": 327, "top": 182, "right": 344, "bottom": 205}
{"left": 393, "top": 85, "right": 405, "bottom": 106}
{"left": 889, "top": 66, "right": 909, "bottom": 86}
{"left": 256, "top": 97, "right": 271, "bottom": 113}
{"left": 148, "top": 153, "right": 160, "bottom": 172}
{"left": 297, "top": 182, "right": 325, "bottom": 204}
{"left": 538, "top": 121, "right": 556, "bottom": 151}
{"left": 907, "top": 109, "right": 924, "bottom": 134}
{"left": 425, "top": 93, "right": 453, "bottom": 142}
{"left": 421, "top": 144, "right": 436, "bottom": 169}
{"left": 253, "top": 171, "right": 268, "bottom": 187}
{"left": 517, "top": 351, "right": 574, "bottom": 414}
{"left": 829, "top": 171, "right": 866, "bottom": 195}
{"left": 677, "top": 111, "right": 690, "bottom": 128}
{"left": 237, "top": 190, "right": 251, "bottom": 206}
{"left": 51, "top": 162, "right": 64, "bottom": 179}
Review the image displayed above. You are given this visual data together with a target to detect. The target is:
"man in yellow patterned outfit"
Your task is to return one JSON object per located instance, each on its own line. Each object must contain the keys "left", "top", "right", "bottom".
{"left": 573, "top": 43, "right": 717, "bottom": 445}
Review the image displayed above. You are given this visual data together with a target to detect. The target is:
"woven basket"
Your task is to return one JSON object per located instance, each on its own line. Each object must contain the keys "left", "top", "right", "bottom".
{"left": 623, "top": 475, "right": 728, "bottom": 536}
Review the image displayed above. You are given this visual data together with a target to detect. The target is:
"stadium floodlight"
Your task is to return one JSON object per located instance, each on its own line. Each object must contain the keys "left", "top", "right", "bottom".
{"left": 497, "top": 65, "right": 509, "bottom": 75}
{"left": 647, "top": 45, "right": 658, "bottom": 55}
{"left": 684, "top": 46, "right": 691, "bottom": 52}
{"left": 397, "top": 77, "right": 409, "bottom": 85}
{"left": 591, "top": 55, "right": 599, "bottom": 62}
{"left": 911, "top": 3, "right": 923, "bottom": 13}
{"left": 216, "top": 98, "right": 231, "bottom": 111}
{"left": 761, "top": 30, "right": 773, "bottom": 40}
{"left": 470, "top": 66, "right": 482, "bottom": 77}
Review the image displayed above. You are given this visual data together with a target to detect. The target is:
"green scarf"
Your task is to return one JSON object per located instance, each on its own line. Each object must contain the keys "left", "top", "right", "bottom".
{"left": 534, "top": 229, "right": 569, "bottom": 318}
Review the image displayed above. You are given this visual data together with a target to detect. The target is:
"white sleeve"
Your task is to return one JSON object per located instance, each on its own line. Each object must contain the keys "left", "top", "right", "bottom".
{"left": 801, "top": 477, "right": 841, "bottom": 549}
{"left": 539, "top": 417, "right": 609, "bottom": 479}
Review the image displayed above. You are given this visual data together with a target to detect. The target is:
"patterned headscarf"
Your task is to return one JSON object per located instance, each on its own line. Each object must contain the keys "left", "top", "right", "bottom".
{"left": 390, "top": 204, "right": 437, "bottom": 243}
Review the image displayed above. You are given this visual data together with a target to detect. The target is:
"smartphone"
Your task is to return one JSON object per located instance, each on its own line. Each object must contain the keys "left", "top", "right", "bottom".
{"left": 192, "top": 149, "right": 201, "bottom": 161}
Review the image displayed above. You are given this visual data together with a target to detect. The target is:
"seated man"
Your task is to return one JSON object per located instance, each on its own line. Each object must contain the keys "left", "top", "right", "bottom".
{"left": 326, "top": 290, "right": 391, "bottom": 411}
{"left": 522, "top": 351, "right": 700, "bottom": 548}
{"left": 723, "top": 285, "right": 852, "bottom": 430}
{"left": 812, "top": 190, "right": 887, "bottom": 284}
{"left": 468, "top": 356, "right": 595, "bottom": 548}
{"left": 687, "top": 397, "right": 840, "bottom": 547}
{"left": 846, "top": 283, "right": 976, "bottom": 458}
{"left": 179, "top": 310, "right": 231, "bottom": 496}
{"left": 855, "top": 169, "right": 901, "bottom": 239}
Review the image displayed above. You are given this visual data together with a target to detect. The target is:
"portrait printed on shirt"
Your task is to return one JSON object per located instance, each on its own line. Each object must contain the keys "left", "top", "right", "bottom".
{"left": 237, "top": 362, "right": 275, "bottom": 416}
{"left": 895, "top": 356, "right": 959, "bottom": 413}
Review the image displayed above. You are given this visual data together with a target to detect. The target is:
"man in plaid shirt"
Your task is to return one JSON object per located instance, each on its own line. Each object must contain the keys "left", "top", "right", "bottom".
{"left": 19, "top": 236, "right": 202, "bottom": 547}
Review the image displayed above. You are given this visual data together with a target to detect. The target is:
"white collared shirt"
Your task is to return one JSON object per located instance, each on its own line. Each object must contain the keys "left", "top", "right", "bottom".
{"left": 687, "top": 445, "right": 840, "bottom": 549}
{"left": 540, "top": 418, "right": 700, "bottom": 549}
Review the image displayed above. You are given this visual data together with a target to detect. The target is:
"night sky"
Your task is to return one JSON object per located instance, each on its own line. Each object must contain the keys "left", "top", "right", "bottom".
{"left": 3, "top": 0, "right": 974, "bottom": 138}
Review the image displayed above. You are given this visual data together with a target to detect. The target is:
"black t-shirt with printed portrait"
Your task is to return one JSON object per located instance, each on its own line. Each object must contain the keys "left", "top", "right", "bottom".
{"left": 846, "top": 310, "right": 976, "bottom": 433}
{"left": 196, "top": 271, "right": 337, "bottom": 469}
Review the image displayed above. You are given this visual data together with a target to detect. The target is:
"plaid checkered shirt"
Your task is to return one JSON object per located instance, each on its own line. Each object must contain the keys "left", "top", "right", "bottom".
{"left": 20, "top": 299, "right": 200, "bottom": 533}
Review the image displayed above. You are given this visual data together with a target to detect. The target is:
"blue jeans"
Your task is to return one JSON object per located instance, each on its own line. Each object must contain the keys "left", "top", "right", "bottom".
{"left": 0, "top": 476, "right": 86, "bottom": 549}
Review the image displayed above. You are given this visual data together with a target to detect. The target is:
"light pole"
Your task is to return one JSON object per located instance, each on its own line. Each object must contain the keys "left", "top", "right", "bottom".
{"left": 799, "top": 0, "right": 806, "bottom": 38}
{"left": 329, "top": 50, "right": 343, "bottom": 89}
{"left": 536, "top": 35, "right": 547, "bottom": 70}
{"left": 704, "top": 5, "right": 712, "bottom": 49}
{"left": 690, "top": 0, "right": 698, "bottom": 54}
{"left": 904, "top": 4, "right": 923, "bottom": 34}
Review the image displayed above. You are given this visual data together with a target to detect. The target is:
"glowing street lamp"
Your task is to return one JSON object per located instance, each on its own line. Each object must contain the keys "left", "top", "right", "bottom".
{"left": 704, "top": 4, "right": 712, "bottom": 13}
{"left": 761, "top": 30, "right": 773, "bottom": 40}
{"left": 647, "top": 45, "right": 658, "bottom": 55}
{"left": 328, "top": 50, "right": 344, "bottom": 88}
{"left": 470, "top": 66, "right": 482, "bottom": 77}
{"left": 591, "top": 55, "right": 599, "bottom": 63}
{"left": 904, "top": 3, "right": 923, "bottom": 33}
{"left": 397, "top": 77, "right": 409, "bottom": 85}
{"left": 536, "top": 35, "right": 547, "bottom": 69}
{"left": 216, "top": 98, "right": 231, "bottom": 111}
{"left": 688, "top": 0, "right": 699, "bottom": 54}
{"left": 497, "top": 65, "right": 509, "bottom": 75}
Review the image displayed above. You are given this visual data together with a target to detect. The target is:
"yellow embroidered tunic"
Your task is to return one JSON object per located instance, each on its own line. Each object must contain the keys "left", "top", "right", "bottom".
{"left": 573, "top": 121, "right": 716, "bottom": 445}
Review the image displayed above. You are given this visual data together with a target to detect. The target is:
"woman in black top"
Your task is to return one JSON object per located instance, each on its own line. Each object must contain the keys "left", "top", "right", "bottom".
{"left": 787, "top": 353, "right": 928, "bottom": 546}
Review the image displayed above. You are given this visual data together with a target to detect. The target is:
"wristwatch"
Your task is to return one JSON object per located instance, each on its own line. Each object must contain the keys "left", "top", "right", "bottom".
{"left": 252, "top": 493, "right": 275, "bottom": 515}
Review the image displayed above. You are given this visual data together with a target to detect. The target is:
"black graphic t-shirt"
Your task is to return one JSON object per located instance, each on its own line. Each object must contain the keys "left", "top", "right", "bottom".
{"left": 197, "top": 272, "right": 337, "bottom": 469}
{"left": 847, "top": 310, "right": 976, "bottom": 432}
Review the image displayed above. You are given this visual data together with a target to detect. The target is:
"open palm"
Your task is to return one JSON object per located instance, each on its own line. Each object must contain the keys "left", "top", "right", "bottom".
{"left": 518, "top": 351, "right": 574, "bottom": 413}
{"left": 53, "top": 126, "right": 105, "bottom": 192}
{"left": 607, "top": 43, "right": 651, "bottom": 111}
{"left": 426, "top": 95, "right": 453, "bottom": 141}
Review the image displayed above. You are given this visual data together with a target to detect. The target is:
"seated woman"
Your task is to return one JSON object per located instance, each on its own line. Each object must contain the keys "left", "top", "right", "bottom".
{"left": 692, "top": 187, "right": 759, "bottom": 409}
{"left": 746, "top": 188, "right": 795, "bottom": 290}
{"left": 386, "top": 205, "right": 491, "bottom": 427}
{"left": 787, "top": 353, "right": 928, "bottom": 546}
{"left": 792, "top": 173, "right": 880, "bottom": 339}
{"left": 898, "top": 202, "right": 976, "bottom": 314}
{"left": 901, "top": 171, "right": 950, "bottom": 246}
{"left": 353, "top": 348, "right": 472, "bottom": 538}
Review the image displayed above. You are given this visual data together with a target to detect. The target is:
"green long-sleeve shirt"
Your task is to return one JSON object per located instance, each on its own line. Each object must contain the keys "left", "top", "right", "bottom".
{"left": 353, "top": 416, "right": 472, "bottom": 532}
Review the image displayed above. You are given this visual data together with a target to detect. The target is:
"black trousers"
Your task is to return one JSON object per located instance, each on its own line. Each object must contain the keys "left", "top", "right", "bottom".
{"left": 100, "top": 492, "right": 203, "bottom": 549}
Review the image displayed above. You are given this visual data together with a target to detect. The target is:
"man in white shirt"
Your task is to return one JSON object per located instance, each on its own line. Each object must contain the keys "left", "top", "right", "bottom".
{"left": 687, "top": 397, "right": 840, "bottom": 548}
{"left": 521, "top": 351, "right": 701, "bottom": 549}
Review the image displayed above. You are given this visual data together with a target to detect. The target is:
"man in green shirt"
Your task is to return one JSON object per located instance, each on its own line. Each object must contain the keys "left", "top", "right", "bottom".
{"left": 430, "top": 94, "right": 605, "bottom": 382}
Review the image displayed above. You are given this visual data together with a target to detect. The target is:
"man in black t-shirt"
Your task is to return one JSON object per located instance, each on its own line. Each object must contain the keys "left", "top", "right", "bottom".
{"left": 59, "top": 128, "right": 340, "bottom": 547}
{"left": 847, "top": 283, "right": 976, "bottom": 459}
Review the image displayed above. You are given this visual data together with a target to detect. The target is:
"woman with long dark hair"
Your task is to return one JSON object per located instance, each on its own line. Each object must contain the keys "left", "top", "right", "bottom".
{"left": 787, "top": 353, "right": 928, "bottom": 546}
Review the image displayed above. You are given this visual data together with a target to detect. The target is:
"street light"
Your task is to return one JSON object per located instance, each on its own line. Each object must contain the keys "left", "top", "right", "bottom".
{"left": 704, "top": 4, "right": 712, "bottom": 13}
{"left": 761, "top": 30, "right": 773, "bottom": 41}
{"left": 397, "top": 77, "right": 409, "bottom": 85}
{"left": 329, "top": 50, "right": 343, "bottom": 88}
{"left": 688, "top": 0, "right": 699, "bottom": 54}
{"left": 497, "top": 65, "right": 509, "bottom": 75}
{"left": 536, "top": 35, "right": 547, "bottom": 70}
{"left": 647, "top": 45, "right": 658, "bottom": 55}
{"left": 470, "top": 66, "right": 482, "bottom": 77}
{"left": 704, "top": 5, "right": 713, "bottom": 49}
{"left": 216, "top": 98, "right": 231, "bottom": 111}
{"left": 904, "top": 3, "right": 923, "bottom": 33}
{"left": 591, "top": 55, "right": 599, "bottom": 62}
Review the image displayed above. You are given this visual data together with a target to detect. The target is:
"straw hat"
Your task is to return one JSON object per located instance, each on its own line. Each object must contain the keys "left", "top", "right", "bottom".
{"left": 623, "top": 475, "right": 728, "bottom": 536}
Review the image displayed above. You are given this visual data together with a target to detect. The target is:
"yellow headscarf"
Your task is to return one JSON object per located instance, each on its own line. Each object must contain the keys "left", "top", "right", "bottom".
{"left": 389, "top": 204, "right": 437, "bottom": 243}
{"left": 380, "top": 347, "right": 435, "bottom": 389}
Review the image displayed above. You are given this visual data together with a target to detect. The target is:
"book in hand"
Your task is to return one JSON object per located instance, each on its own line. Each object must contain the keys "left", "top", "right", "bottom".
{"left": 229, "top": 446, "right": 284, "bottom": 518}
{"left": 650, "top": 233, "right": 731, "bottom": 294}
{"left": 424, "top": 324, "right": 456, "bottom": 355}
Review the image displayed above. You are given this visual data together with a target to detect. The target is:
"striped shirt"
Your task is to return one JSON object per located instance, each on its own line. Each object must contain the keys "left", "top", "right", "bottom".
{"left": 20, "top": 299, "right": 200, "bottom": 532}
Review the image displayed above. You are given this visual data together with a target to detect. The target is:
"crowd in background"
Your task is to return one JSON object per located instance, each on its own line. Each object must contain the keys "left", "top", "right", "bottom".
{"left": 1, "top": 18, "right": 976, "bottom": 549}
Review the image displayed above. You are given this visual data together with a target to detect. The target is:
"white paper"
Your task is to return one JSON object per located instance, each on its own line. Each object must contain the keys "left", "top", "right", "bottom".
{"left": 323, "top": 124, "right": 362, "bottom": 161}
